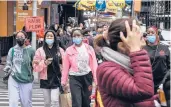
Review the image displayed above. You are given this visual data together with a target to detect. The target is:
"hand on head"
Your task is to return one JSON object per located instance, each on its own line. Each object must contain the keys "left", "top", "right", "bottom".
{"left": 120, "top": 20, "right": 142, "bottom": 53}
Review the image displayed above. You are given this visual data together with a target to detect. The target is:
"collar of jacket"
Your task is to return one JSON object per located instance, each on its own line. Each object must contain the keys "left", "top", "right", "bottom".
{"left": 101, "top": 47, "right": 133, "bottom": 74}
{"left": 67, "top": 43, "right": 93, "bottom": 56}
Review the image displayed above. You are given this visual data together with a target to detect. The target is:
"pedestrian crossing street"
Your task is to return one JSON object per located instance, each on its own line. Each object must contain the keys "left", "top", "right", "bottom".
{"left": 0, "top": 88, "right": 95, "bottom": 107}
{"left": 0, "top": 89, "right": 44, "bottom": 107}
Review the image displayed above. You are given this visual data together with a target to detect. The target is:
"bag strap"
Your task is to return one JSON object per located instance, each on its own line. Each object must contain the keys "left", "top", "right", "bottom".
{"left": 11, "top": 48, "right": 14, "bottom": 64}
{"left": 160, "top": 70, "right": 170, "bottom": 85}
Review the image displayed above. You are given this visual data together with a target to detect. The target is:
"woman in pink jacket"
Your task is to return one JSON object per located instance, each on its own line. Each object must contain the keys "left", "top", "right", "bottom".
{"left": 61, "top": 29, "right": 98, "bottom": 107}
{"left": 96, "top": 18, "right": 158, "bottom": 107}
{"left": 33, "top": 30, "right": 64, "bottom": 107}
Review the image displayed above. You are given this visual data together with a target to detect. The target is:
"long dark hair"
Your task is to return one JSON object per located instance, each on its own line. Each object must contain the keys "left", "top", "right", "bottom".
{"left": 43, "top": 30, "right": 61, "bottom": 78}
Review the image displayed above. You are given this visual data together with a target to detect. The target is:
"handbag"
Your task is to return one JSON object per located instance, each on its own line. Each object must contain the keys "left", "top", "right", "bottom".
{"left": 60, "top": 92, "right": 72, "bottom": 107}
{"left": 3, "top": 48, "right": 14, "bottom": 84}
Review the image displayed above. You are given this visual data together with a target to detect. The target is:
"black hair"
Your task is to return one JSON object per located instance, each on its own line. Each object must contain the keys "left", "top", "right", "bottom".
{"left": 71, "top": 29, "right": 83, "bottom": 37}
{"left": 16, "top": 31, "right": 28, "bottom": 39}
{"left": 43, "top": 30, "right": 60, "bottom": 76}
{"left": 82, "top": 29, "right": 91, "bottom": 35}
{"left": 108, "top": 18, "right": 138, "bottom": 51}
{"left": 49, "top": 24, "right": 59, "bottom": 32}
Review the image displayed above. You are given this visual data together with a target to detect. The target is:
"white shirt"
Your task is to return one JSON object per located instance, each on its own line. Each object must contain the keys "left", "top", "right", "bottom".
{"left": 69, "top": 44, "right": 91, "bottom": 76}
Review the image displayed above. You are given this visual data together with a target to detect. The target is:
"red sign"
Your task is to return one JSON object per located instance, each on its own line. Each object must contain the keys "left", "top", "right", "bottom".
{"left": 25, "top": 16, "right": 44, "bottom": 32}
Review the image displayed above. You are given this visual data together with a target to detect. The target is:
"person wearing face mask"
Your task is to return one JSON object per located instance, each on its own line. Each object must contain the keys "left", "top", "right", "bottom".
{"left": 61, "top": 29, "right": 98, "bottom": 107}
{"left": 3, "top": 31, "right": 35, "bottom": 107}
{"left": 95, "top": 19, "right": 158, "bottom": 107}
{"left": 33, "top": 30, "right": 64, "bottom": 107}
{"left": 144, "top": 26, "right": 170, "bottom": 94}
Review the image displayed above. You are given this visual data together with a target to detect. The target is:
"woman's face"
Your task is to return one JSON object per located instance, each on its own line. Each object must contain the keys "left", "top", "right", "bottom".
{"left": 45, "top": 32, "right": 55, "bottom": 46}
{"left": 147, "top": 28, "right": 157, "bottom": 36}
{"left": 146, "top": 27, "right": 158, "bottom": 44}
{"left": 16, "top": 32, "right": 26, "bottom": 47}
{"left": 72, "top": 30, "right": 83, "bottom": 45}
{"left": 16, "top": 32, "right": 26, "bottom": 39}
{"left": 72, "top": 31, "right": 82, "bottom": 38}
{"left": 46, "top": 32, "right": 54, "bottom": 40}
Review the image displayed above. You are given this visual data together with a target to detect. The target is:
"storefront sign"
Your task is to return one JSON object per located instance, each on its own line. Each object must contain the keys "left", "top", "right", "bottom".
{"left": 25, "top": 17, "right": 44, "bottom": 32}
{"left": 16, "top": 1, "right": 32, "bottom": 32}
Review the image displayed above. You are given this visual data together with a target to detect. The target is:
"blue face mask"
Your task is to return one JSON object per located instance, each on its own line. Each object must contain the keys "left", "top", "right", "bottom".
{"left": 45, "top": 39, "right": 54, "bottom": 46}
{"left": 73, "top": 37, "right": 82, "bottom": 45}
{"left": 147, "top": 35, "right": 156, "bottom": 44}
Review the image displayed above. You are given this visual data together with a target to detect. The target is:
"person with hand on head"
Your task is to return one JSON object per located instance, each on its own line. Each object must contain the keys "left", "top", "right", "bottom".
{"left": 96, "top": 18, "right": 158, "bottom": 107}
{"left": 61, "top": 29, "right": 98, "bottom": 107}
{"left": 4, "top": 31, "right": 35, "bottom": 107}
{"left": 144, "top": 26, "right": 170, "bottom": 94}
{"left": 33, "top": 30, "right": 64, "bottom": 107}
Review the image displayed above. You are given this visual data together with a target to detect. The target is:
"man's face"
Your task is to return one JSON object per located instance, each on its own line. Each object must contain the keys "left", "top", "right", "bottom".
{"left": 67, "top": 26, "right": 72, "bottom": 33}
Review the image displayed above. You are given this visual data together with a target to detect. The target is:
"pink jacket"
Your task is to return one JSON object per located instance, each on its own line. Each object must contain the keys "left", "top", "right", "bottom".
{"left": 61, "top": 43, "right": 98, "bottom": 85}
{"left": 33, "top": 47, "right": 64, "bottom": 80}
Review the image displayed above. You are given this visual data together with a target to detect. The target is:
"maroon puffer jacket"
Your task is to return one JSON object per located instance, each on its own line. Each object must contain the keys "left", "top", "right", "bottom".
{"left": 97, "top": 50, "right": 158, "bottom": 107}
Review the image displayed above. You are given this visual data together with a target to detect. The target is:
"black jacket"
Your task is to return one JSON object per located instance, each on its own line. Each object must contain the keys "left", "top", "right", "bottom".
{"left": 144, "top": 44, "right": 170, "bottom": 92}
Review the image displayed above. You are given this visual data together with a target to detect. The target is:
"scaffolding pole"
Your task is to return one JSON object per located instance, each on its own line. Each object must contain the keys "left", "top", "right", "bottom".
{"left": 32, "top": 0, "right": 39, "bottom": 83}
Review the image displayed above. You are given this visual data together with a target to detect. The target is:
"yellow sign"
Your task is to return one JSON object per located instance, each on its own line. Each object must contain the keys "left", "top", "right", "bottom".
{"left": 106, "top": 0, "right": 118, "bottom": 13}
{"left": 112, "top": 0, "right": 125, "bottom": 8}
{"left": 76, "top": 1, "right": 95, "bottom": 11}
{"left": 80, "top": 0, "right": 96, "bottom": 7}
{"left": 105, "top": 0, "right": 125, "bottom": 13}
{"left": 16, "top": 1, "right": 32, "bottom": 32}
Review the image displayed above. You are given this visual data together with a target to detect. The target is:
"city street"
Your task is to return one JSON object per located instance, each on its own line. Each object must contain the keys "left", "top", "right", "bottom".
{"left": 0, "top": 56, "right": 95, "bottom": 106}
{"left": 0, "top": 88, "right": 44, "bottom": 107}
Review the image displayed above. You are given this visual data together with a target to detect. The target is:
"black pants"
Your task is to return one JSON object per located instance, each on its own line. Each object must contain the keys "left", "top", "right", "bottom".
{"left": 69, "top": 72, "right": 93, "bottom": 107}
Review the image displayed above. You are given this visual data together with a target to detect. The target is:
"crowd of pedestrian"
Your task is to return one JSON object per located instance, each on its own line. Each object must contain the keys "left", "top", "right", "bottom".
{"left": 3, "top": 17, "right": 170, "bottom": 107}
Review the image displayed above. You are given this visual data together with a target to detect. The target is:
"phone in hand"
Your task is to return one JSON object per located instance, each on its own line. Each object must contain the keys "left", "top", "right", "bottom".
{"left": 47, "top": 58, "right": 53, "bottom": 61}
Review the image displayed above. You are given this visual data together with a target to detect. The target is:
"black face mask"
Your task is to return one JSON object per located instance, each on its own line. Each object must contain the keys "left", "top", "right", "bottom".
{"left": 16, "top": 38, "right": 25, "bottom": 46}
